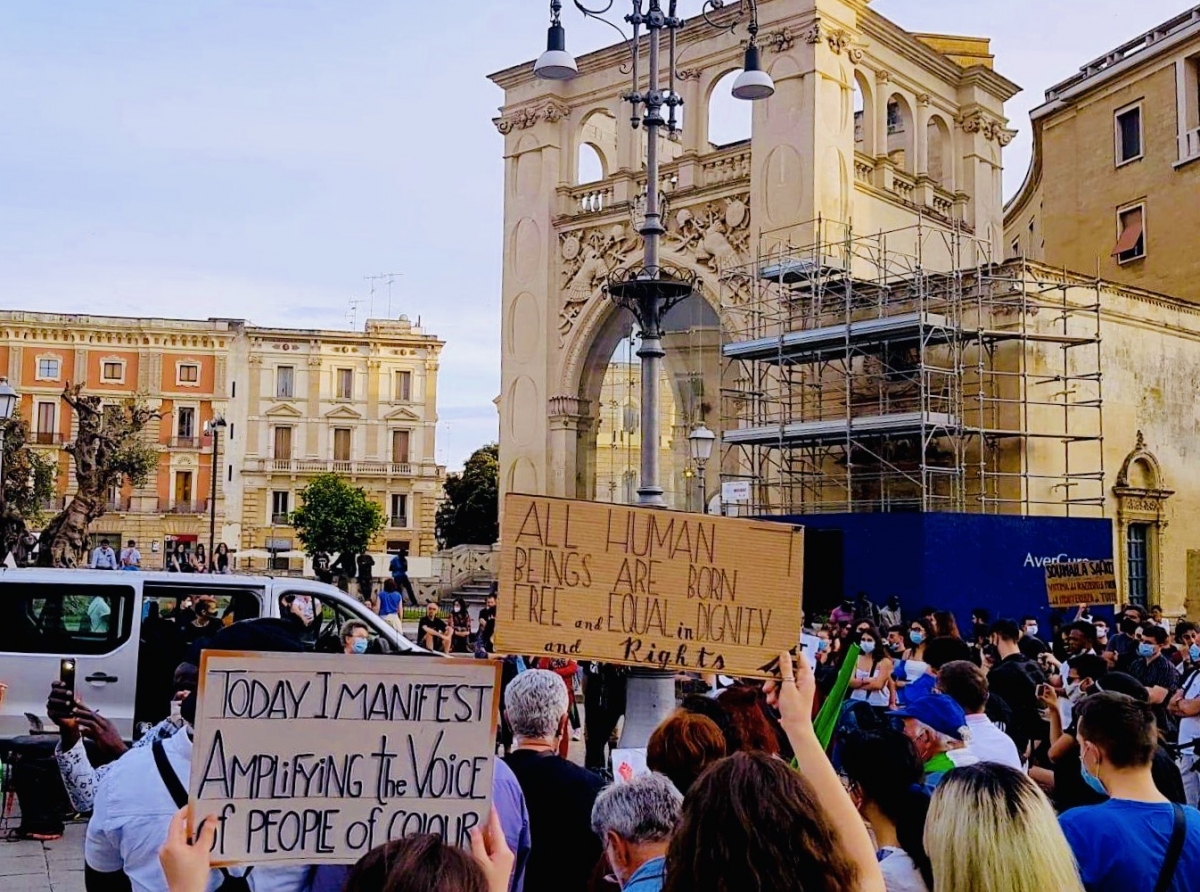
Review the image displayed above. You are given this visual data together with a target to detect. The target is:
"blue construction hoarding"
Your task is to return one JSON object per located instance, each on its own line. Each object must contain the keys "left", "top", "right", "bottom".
{"left": 776, "top": 513, "right": 1115, "bottom": 631}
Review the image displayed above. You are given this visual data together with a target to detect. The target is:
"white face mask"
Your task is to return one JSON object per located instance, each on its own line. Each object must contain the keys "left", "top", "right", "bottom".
{"left": 860, "top": 640, "right": 876, "bottom": 655}
{"left": 1064, "top": 681, "right": 1084, "bottom": 702}
{"left": 1026, "top": 624, "right": 1039, "bottom": 638}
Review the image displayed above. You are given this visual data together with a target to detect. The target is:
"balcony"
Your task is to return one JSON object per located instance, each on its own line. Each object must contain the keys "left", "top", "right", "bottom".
{"left": 253, "top": 458, "right": 422, "bottom": 477}
{"left": 105, "top": 497, "right": 133, "bottom": 513}
{"left": 271, "top": 513, "right": 292, "bottom": 525}
{"left": 160, "top": 500, "right": 210, "bottom": 515}
{"left": 32, "top": 432, "right": 63, "bottom": 446}
{"left": 169, "top": 436, "right": 202, "bottom": 449}
{"left": 390, "top": 515, "right": 408, "bottom": 529}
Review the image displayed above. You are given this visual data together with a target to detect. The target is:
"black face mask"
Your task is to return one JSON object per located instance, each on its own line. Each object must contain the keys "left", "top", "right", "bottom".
{"left": 1120, "top": 618, "right": 1140, "bottom": 636}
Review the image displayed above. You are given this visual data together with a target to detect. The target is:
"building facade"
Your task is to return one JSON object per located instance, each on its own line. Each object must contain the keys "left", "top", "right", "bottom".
{"left": 1005, "top": 5, "right": 1200, "bottom": 301}
{"left": 0, "top": 312, "right": 444, "bottom": 568}
{"left": 492, "top": 0, "right": 1200, "bottom": 615}
{"left": 0, "top": 312, "right": 232, "bottom": 563}
{"left": 231, "top": 316, "right": 444, "bottom": 564}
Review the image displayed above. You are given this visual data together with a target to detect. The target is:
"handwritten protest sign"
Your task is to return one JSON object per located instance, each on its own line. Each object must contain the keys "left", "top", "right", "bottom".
{"left": 496, "top": 494, "right": 804, "bottom": 677}
{"left": 1045, "top": 559, "right": 1118, "bottom": 607}
{"left": 189, "top": 651, "right": 501, "bottom": 866}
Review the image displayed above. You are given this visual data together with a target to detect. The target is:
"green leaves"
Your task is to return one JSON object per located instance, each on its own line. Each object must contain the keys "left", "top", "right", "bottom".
{"left": 435, "top": 443, "right": 498, "bottom": 549}
{"left": 291, "top": 473, "right": 386, "bottom": 558}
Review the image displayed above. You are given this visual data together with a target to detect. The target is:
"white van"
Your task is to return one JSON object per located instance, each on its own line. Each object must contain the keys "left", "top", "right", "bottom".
{"left": 0, "top": 568, "right": 422, "bottom": 744}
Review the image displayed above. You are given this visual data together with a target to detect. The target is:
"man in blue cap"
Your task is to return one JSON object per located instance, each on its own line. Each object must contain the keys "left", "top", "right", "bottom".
{"left": 892, "top": 693, "right": 980, "bottom": 787}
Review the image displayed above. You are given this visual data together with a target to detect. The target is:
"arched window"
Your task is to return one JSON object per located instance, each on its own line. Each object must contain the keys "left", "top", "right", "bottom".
{"left": 578, "top": 143, "right": 605, "bottom": 184}
{"left": 886, "top": 94, "right": 914, "bottom": 173}
{"left": 708, "top": 71, "right": 752, "bottom": 147}
{"left": 926, "top": 115, "right": 952, "bottom": 187}
{"left": 853, "top": 71, "right": 873, "bottom": 150}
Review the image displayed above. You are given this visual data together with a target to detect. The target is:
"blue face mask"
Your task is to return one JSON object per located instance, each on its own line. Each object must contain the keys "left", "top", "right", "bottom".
{"left": 817, "top": 639, "right": 829, "bottom": 653}
{"left": 351, "top": 638, "right": 369, "bottom": 655}
{"left": 1080, "top": 750, "right": 1107, "bottom": 796}
{"left": 910, "top": 631, "right": 925, "bottom": 645}
{"left": 860, "top": 640, "right": 876, "bottom": 655}
{"left": 1190, "top": 644, "right": 1200, "bottom": 662}
{"left": 1138, "top": 642, "right": 1156, "bottom": 658}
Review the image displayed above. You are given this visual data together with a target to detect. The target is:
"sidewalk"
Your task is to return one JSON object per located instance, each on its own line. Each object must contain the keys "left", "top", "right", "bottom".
{"left": 0, "top": 822, "right": 86, "bottom": 892}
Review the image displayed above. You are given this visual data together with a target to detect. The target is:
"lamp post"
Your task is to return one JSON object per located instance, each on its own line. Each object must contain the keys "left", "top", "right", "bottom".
{"left": 0, "top": 377, "right": 18, "bottom": 523}
{"left": 534, "top": 0, "right": 772, "bottom": 748}
{"left": 204, "top": 416, "right": 227, "bottom": 571}
{"left": 688, "top": 422, "right": 715, "bottom": 514}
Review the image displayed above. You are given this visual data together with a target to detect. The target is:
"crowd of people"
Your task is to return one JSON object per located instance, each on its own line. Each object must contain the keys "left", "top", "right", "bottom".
{"left": 20, "top": 589, "right": 1200, "bottom": 892}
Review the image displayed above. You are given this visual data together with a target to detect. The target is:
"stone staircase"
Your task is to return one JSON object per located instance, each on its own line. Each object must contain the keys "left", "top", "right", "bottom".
{"left": 453, "top": 577, "right": 495, "bottom": 608}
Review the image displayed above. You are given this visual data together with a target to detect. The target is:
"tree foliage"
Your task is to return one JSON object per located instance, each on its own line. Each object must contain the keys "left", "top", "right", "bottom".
{"left": 435, "top": 443, "right": 498, "bottom": 549}
{"left": 290, "top": 473, "right": 386, "bottom": 559}
{"left": 38, "top": 384, "right": 159, "bottom": 567}
{"left": 0, "top": 411, "right": 60, "bottom": 559}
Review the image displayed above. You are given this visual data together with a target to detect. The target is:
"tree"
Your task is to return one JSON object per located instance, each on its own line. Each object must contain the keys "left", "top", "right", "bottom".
{"left": 435, "top": 443, "right": 498, "bottom": 549}
{"left": 290, "top": 473, "right": 386, "bottom": 560}
{"left": 38, "top": 384, "right": 159, "bottom": 567}
{"left": 0, "top": 411, "right": 59, "bottom": 561}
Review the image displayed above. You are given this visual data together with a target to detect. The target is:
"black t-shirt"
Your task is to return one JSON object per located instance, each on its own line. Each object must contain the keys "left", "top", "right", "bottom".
{"left": 478, "top": 606, "right": 497, "bottom": 650}
{"left": 417, "top": 616, "right": 448, "bottom": 651}
{"left": 504, "top": 749, "right": 604, "bottom": 892}
{"left": 356, "top": 554, "right": 375, "bottom": 579}
{"left": 988, "top": 653, "right": 1048, "bottom": 751}
{"left": 1018, "top": 635, "right": 1051, "bottom": 660}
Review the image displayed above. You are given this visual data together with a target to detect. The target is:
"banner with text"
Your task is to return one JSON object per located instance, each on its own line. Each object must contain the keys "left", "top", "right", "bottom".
{"left": 189, "top": 651, "right": 501, "bottom": 866}
{"left": 496, "top": 494, "right": 804, "bottom": 677}
{"left": 1045, "top": 559, "right": 1118, "bottom": 607}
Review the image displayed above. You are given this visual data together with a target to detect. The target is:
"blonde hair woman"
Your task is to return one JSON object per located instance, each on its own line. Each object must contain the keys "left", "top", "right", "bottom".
{"left": 924, "top": 763, "right": 1084, "bottom": 892}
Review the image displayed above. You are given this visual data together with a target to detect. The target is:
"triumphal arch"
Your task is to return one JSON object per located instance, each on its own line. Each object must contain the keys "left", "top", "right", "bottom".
{"left": 490, "top": 0, "right": 1017, "bottom": 508}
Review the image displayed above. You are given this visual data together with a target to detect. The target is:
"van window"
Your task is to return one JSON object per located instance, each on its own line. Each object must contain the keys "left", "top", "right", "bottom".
{"left": 144, "top": 586, "right": 263, "bottom": 625}
{"left": 0, "top": 583, "right": 135, "bottom": 655}
{"left": 280, "top": 591, "right": 370, "bottom": 653}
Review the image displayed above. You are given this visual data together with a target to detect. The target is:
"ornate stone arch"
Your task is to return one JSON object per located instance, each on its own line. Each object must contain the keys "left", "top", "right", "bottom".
{"left": 1113, "top": 431, "right": 1174, "bottom": 610}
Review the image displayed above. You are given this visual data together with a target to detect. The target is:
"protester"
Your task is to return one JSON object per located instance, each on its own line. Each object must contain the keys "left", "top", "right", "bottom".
{"left": 340, "top": 619, "right": 370, "bottom": 654}
{"left": 831, "top": 597, "right": 856, "bottom": 625}
{"left": 1093, "top": 617, "right": 1110, "bottom": 650}
{"left": 931, "top": 611, "right": 961, "bottom": 640}
{"left": 91, "top": 537, "right": 118, "bottom": 569}
{"left": 1149, "top": 604, "right": 1172, "bottom": 633}
{"left": 590, "top": 773, "right": 682, "bottom": 892}
{"left": 885, "top": 625, "right": 906, "bottom": 660}
{"left": 120, "top": 539, "right": 141, "bottom": 570}
{"left": 925, "top": 763, "right": 1085, "bottom": 892}
{"left": 1018, "top": 615, "right": 1051, "bottom": 658}
{"left": 880, "top": 596, "right": 902, "bottom": 630}
{"left": 892, "top": 693, "right": 979, "bottom": 786}
{"left": 479, "top": 590, "right": 499, "bottom": 653}
{"left": 895, "top": 636, "right": 972, "bottom": 708}
{"left": 505, "top": 669, "right": 605, "bottom": 892}
{"left": 375, "top": 577, "right": 404, "bottom": 632}
{"left": 1062, "top": 620, "right": 1101, "bottom": 658}
{"left": 1169, "top": 650, "right": 1200, "bottom": 807}
{"left": 451, "top": 597, "right": 475, "bottom": 653}
{"left": 534, "top": 657, "right": 582, "bottom": 755}
{"left": 1127, "top": 624, "right": 1179, "bottom": 705}
{"left": 846, "top": 623, "right": 894, "bottom": 710}
{"left": 645, "top": 712, "right": 726, "bottom": 796}
{"left": 1060, "top": 692, "right": 1200, "bottom": 892}
{"left": 213, "top": 542, "right": 231, "bottom": 574}
{"left": 893, "top": 618, "right": 934, "bottom": 705}
{"left": 987, "top": 619, "right": 1047, "bottom": 758}
{"left": 178, "top": 596, "right": 220, "bottom": 646}
{"left": 419, "top": 601, "right": 453, "bottom": 652}
{"left": 1105, "top": 605, "right": 1146, "bottom": 671}
{"left": 389, "top": 549, "right": 419, "bottom": 606}
{"left": 710, "top": 684, "right": 780, "bottom": 755}
{"left": 839, "top": 728, "right": 934, "bottom": 892}
{"left": 936, "top": 660, "right": 1022, "bottom": 771}
{"left": 159, "top": 811, "right": 516, "bottom": 892}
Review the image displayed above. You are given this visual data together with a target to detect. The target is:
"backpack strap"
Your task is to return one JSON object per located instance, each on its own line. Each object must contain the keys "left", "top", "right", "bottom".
{"left": 152, "top": 739, "right": 188, "bottom": 809}
{"left": 1153, "top": 804, "right": 1188, "bottom": 892}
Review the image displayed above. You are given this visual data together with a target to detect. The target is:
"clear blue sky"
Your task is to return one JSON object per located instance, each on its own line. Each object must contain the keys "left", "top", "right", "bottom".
{"left": 0, "top": 0, "right": 1187, "bottom": 468}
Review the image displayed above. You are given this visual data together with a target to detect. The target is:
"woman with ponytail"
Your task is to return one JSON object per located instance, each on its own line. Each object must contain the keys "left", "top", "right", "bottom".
{"left": 839, "top": 728, "right": 934, "bottom": 892}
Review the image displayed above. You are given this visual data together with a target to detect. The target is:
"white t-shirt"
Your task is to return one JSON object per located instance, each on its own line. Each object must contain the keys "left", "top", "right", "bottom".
{"left": 1178, "top": 668, "right": 1200, "bottom": 751}
{"left": 964, "top": 713, "right": 1023, "bottom": 771}
{"left": 849, "top": 663, "right": 891, "bottom": 707}
{"left": 879, "top": 847, "right": 930, "bottom": 892}
{"left": 901, "top": 660, "right": 928, "bottom": 683}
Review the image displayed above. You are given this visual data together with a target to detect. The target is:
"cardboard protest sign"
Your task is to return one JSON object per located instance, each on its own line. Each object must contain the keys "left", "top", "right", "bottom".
{"left": 496, "top": 494, "right": 804, "bottom": 677}
{"left": 189, "top": 651, "right": 501, "bottom": 866}
{"left": 1045, "top": 559, "right": 1118, "bottom": 607}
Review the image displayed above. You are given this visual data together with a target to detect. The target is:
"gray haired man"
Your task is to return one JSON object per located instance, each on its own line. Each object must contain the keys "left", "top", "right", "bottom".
{"left": 504, "top": 669, "right": 604, "bottom": 892}
{"left": 591, "top": 773, "right": 682, "bottom": 892}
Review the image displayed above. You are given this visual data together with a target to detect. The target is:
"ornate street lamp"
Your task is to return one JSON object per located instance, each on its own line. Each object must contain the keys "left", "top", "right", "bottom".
{"left": 204, "top": 415, "right": 227, "bottom": 570}
{"left": 533, "top": 0, "right": 772, "bottom": 750}
{"left": 688, "top": 422, "right": 716, "bottom": 512}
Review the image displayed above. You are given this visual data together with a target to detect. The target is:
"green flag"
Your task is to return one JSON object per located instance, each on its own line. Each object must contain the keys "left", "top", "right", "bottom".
{"left": 813, "top": 643, "right": 860, "bottom": 750}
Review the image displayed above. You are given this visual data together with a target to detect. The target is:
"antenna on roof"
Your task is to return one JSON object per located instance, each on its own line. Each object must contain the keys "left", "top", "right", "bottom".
{"left": 364, "top": 273, "right": 404, "bottom": 318}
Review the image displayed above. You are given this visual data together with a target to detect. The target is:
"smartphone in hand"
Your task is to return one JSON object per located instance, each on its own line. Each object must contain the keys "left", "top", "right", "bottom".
{"left": 60, "top": 658, "right": 77, "bottom": 700}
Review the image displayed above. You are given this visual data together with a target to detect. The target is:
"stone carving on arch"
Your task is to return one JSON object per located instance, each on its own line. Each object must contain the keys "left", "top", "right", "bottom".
{"left": 556, "top": 193, "right": 752, "bottom": 348}
{"left": 1113, "top": 431, "right": 1173, "bottom": 606}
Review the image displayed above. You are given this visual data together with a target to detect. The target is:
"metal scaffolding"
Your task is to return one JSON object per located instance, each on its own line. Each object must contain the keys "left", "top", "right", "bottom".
{"left": 719, "top": 218, "right": 1105, "bottom": 517}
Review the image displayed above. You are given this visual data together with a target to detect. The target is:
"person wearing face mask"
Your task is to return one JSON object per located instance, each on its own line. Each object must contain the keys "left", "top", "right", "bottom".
{"left": 341, "top": 619, "right": 370, "bottom": 655}
{"left": 1104, "top": 605, "right": 1148, "bottom": 671}
{"left": 1060, "top": 693, "right": 1200, "bottom": 892}
{"left": 1170, "top": 622, "right": 1198, "bottom": 669}
{"left": 1093, "top": 619, "right": 1110, "bottom": 648}
{"left": 1127, "top": 625, "right": 1180, "bottom": 707}
{"left": 1169, "top": 643, "right": 1200, "bottom": 808}
{"left": 886, "top": 625, "right": 908, "bottom": 658}
{"left": 846, "top": 624, "right": 895, "bottom": 712}
{"left": 1018, "top": 615, "right": 1051, "bottom": 659}
{"left": 893, "top": 619, "right": 934, "bottom": 706}
{"left": 589, "top": 773, "right": 681, "bottom": 892}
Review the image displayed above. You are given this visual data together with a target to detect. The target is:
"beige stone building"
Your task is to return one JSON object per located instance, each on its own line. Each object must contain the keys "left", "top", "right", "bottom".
{"left": 492, "top": 0, "right": 1200, "bottom": 614}
{"left": 1005, "top": 5, "right": 1200, "bottom": 301}
{"left": 0, "top": 312, "right": 444, "bottom": 567}
{"left": 228, "top": 316, "right": 445, "bottom": 563}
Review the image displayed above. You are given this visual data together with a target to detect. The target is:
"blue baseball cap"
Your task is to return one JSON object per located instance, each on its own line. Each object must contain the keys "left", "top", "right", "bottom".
{"left": 892, "top": 693, "right": 968, "bottom": 740}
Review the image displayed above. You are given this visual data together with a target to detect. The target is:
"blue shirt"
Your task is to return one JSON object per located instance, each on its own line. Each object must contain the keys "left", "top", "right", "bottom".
{"left": 625, "top": 856, "right": 667, "bottom": 892}
{"left": 377, "top": 588, "right": 401, "bottom": 617}
{"left": 1060, "top": 799, "right": 1200, "bottom": 892}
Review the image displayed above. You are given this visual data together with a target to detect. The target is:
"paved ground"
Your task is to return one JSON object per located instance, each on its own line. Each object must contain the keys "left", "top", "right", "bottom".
{"left": 0, "top": 821, "right": 86, "bottom": 892}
